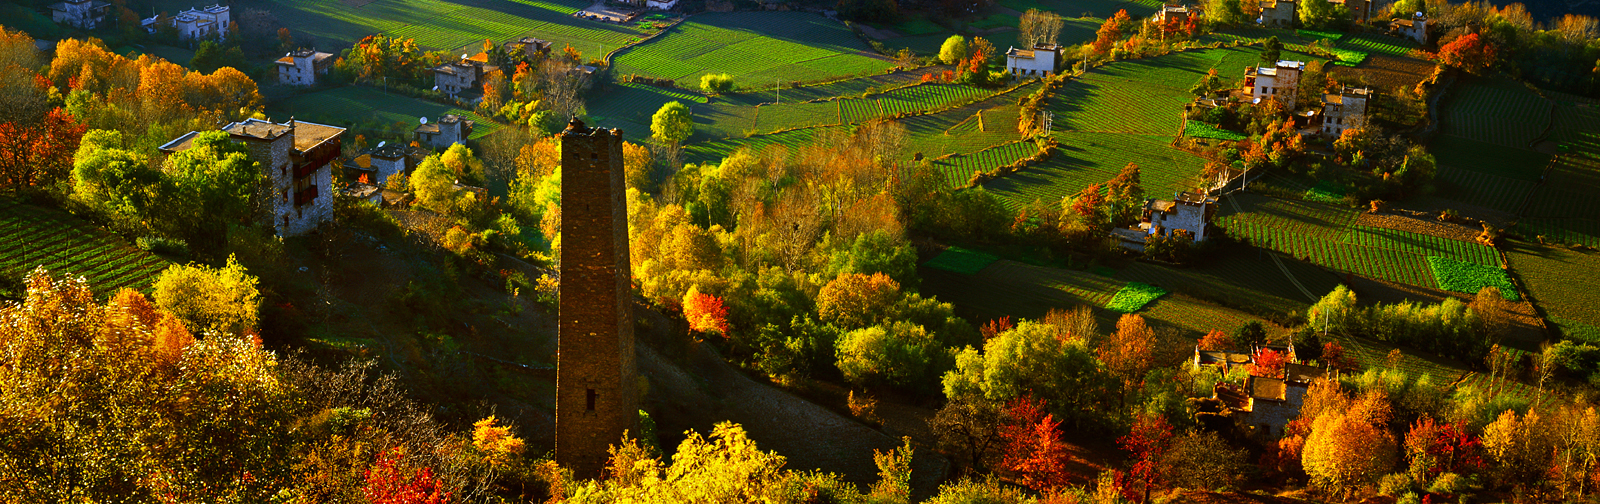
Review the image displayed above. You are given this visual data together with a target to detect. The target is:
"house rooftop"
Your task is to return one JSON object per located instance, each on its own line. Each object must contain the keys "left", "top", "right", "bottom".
{"left": 368, "top": 143, "right": 409, "bottom": 159}
{"left": 1174, "top": 191, "right": 1216, "bottom": 205}
{"left": 224, "top": 118, "right": 293, "bottom": 142}
{"left": 289, "top": 120, "right": 345, "bottom": 153}
{"left": 1249, "top": 375, "right": 1287, "bottom": 401}
{"left": 220, "top": 118, "right": 344, "bottom": 153}
{"left": 156, "top": 130, "right": 204, "bottom": 154}
{"left": 1007, "top": 47, "right": 1036, "bottom": 59}
{"left": 1216, "top": 383, "right": 1250, "bottom": 410}
{"left": 1284, "top": 362, "right": 1325, "bottom": 384}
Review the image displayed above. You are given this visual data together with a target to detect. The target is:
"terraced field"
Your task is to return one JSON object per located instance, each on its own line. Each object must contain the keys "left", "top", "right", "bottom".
{"left": 1439, "top": 77, "right": 1551, "bottom": 149}
{"left": 613, "top": 12, "right": 895, "bottom": 87}
{"left": 932, "top": 141, "right": 1040, "bottom": 186}
{"left": 1344, "top": 226, "right": 1499, "bottom": 266}
{"left": 0, "top": 198, "right": 169, "bottom": 298}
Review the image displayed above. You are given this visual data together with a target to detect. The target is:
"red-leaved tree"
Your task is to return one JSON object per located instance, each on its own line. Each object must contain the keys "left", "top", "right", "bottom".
{"left": 998, "top": 395, "right": 1074, "bottom": 491}
{"left": 1438, "top": 33, "right": 1497, "bottom": 72}
{"left": 0, "top": 107, "right": 87, "bottom": 192}
{"left": 1116, "top": 413, "right": 1174, "bottom": 503}
{"left": 1321, "top": 341, "right": 1358, "bottom": 372}
{"left": 683, "top": 287, "right": 730, "bottom": 336}
{"left": 362, "top": 448, "right": 452, "bottom": 504}
{"left": 1250, "top": 347, "right": 1287, "bottom": 377}
{"left": 981, "top": 316, "right": 1014, "bottom": 340}
{"left": 1404, "top": 416, "right": 1485, "bottom": 482}
{"left": 1197, "top": 329, "right": 1232, "bottom": 351}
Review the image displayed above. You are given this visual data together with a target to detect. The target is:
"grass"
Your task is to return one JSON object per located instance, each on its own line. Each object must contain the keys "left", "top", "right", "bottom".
{"left": 1296, "top": 29, "right": 1344, "bottom": 41}
{"left": 0, "top": 197, "right": 169, "bottom": 298}
{"left": 1345, "top": 226, "right": 1499, "bottom": 267}
{"left": 1105, "top": 282, "right": 1168, "bottom": 313}
{"left": 1432, "top": 164, "right": 1537, "bottom": 213}
{"left": 1185, "top": 121, "right": 1246, "bottom": 140}
{"left": 153, "top": 0, "right": 642, "bottom": 52}
{"left": 934, "top": 141, "right": 1041, "bottom": 187}
{"left": 983, "top": 132, "right": 1206, "bottom": 208}
{"left": 266, "top": 86, "right": 501, "bottom": 141}
{"left": 587, "top": 83, "right": 708, "bottom": 142}
{"left": 613, "top": 12, "right": 895, "bottom": 87}
{"left": 922, "top": 246, "right": 1001, "bottom": 274}
{"left": 1327, "top": 47, "right": 1369, "bottom": 66}
{"left": 1426, "top": 256, "right": 1518, "bottom": 300}
{"left": 1118, "top": 253, "right": 1341, "bottom": 318}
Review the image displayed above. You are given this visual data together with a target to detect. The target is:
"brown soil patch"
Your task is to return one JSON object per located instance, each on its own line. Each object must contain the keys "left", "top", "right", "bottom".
{"left": 1328, "top": 54, "right": 1434, "bottom": 90}
{"left": 1355, "top": 211, "right": 1483, "bottom": 243}
{"left": 1169, "top": 490, "right": 1323, "bottom": 504}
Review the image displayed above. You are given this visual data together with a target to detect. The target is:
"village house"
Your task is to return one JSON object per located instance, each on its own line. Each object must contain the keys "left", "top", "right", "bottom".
{"left": 157, "top": 118, "right": 345, "bottom": 237}
{"left": 1193, "top": 346, "right": 1254, "bottom": 372}
{"left": 48, "top": 0, "right": 111, "bottom": 29}
{"left": 1391, "top": 12, "right": 1427, "bottom": 44}
{"left": 414, "top": 114, "right": 474, "bottom": 149}
{"left": 1321, "top": 86, "right": 1372, "bottom": 137}
{"left": 275, "top": 48, "right": 334, "bottom": 86}
{"left": 347, "top": 142, "right": 412, "bottom": 187}
{"left": 1152, "top": 4, "right": 1193, "bottom": 23}
{"left": 1142, "top": 191, "right": 1218, "bottom": 241}
{"left": 1242, "top": 60, "right": 1304, "bottom": 109}
{"left": 1219, "top": 362, "right": 1324, "bottom": 438}
{"left": 1258, "top": 0, "right": 1295, "bottom": 27}
{"left": 433, "top": 52, "right": 498, "bottom": 98}
{"left": 142, "top": 4, "right": 230, "bottom": 41}
{"left": 504, "top": 37, "right": 552, "bottom": 61}
{"left": 1004, "top": 44, "right": 1060, "bottom": 78}
{"left": 647, "top": 0, "right": 679, "bottom": 9}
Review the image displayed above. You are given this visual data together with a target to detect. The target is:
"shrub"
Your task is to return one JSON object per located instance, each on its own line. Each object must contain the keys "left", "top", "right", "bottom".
{"left": 137, "top": 236, "right": 190, "bottom": 258}
{"left": 151, "top": 255, "right": 261, "bottom": 337}
{"left": 699, "top": 73, "right": 734, "bottom": 95}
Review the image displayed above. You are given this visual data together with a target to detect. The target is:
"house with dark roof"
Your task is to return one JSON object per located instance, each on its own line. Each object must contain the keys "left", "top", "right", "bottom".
{"left": 1259, "top": 0, "right": 1294, "bottom": 27}
{"left": 1391, "top": 13, "right": 1427, "bottom": 44}
{"left": 415, "top": 115, "right": 474, "bottom": 148}
{"left": 158, "top": 118, "right": 345, "bottom": 236}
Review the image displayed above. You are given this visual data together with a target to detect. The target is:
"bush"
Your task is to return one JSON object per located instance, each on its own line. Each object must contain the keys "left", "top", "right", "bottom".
{"left": 137, "top": 236, "right": 190, "bottom": 258}
{"left": 151, "top": 255, "right": 261, "bottom": 337}
{"left": 835, "top": 321, "right": 942, "bottom": 390}
{"left": 699, "top": 73, "right": 735, "bottom": 95}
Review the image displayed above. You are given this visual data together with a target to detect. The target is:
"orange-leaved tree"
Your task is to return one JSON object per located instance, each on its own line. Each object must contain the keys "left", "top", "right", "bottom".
{"left": 1099, "top": 314, "right": 1155, "bottom": 400}
{"left": 683, "top": 285, "right": 730, "bottom": 337}
{"left": 1197, "top": 329, "right": 1232, "bottom": 351}
{"left": 362, "top": 448, "right": 453, "bottom": 504}
{"left": 817, "top": 272, "right": 901, "bottom": 329}
{"left": 998, "top": 395, "right": 1074, "bottom": 492}
{"left": 1438, "top": 33, "right": 1496, "bottom": 72}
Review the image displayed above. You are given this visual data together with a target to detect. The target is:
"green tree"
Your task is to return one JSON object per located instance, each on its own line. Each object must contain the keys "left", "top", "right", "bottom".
{"left": 826, "top": 229, "right": 919, "bottom": 289}
{"left": 1299, "top": 0, "right": 1340, "bottom": 29}
{"left": 1261, "top": 36, "right": 1283, "bottom": 64}
{"left": 161, "top": 130, "right": 260, "bottom": 251}
{"left": 71, "top": 129, "right": 162, "bottom": 234}
{"left": 939, "top": 35, "right": 969, "bottom": 65}
{"left": 189, "top": 40, "right": 245, "bottom": 74}
{"left": 440, "top": 142, "right": 486, "bottom": 185}
{"left": 151, "top": 255, "right": 261, "bottom": 337}
{"left": 1209, "top": 0, "right": 1248, "bottom": 25}
{"left": 650, "top": 100, "right": 694, "bottom": 146}
{"left": 943, "top": 321, "right": 1112, "bottom": 430}
{"left": 836, "top": 321, "right": 941, "bottom": 389}
{"left": 410, "top": 154, "right": 472, "bottom": 215}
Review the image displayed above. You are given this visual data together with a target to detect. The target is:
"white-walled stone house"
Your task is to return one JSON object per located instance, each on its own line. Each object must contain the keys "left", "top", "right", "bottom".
{"left": 414, "top": 115, "right": 474, "bottom": 149}
{"left": 1140, "top": 191, "right": 1218, "bottom": 241}
{"left": 276, "top": 48, "right": 334, "bottom": 86}
{"left": 49, "top": 0, "right": 111, "bottom": 29}
{"left": 350, "top": 143, "right": 410, "bottom": 186}
{"left": 1152, "top": 4, "right": 1192, "bottom": 23}
{"left": 1005, "top": 44, "right": 1060, "bottom": 78}
{"left": 142, "top": 4, "right": 229, "bottom": 41}
{"left": 433, "top": 53, "right": 497, "bottom": 98}
{"left": 1392, "top": 13, "right": 1427, "bottom": 44}
{"left": 1242, "top": 60, "right": 1304, "bottom": 109}
{"left": 1321, "top": 86, "right": 1372, "bottom": 137}
{"left": 158, "top": 118, "right": 344, "bottom": 237}
{"left": 1259, "top": 0, "right": 1295, "bottom": 27}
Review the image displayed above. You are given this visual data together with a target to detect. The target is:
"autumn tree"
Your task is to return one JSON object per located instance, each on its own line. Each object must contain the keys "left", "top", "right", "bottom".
{"left": 1116, "top": 413, "right": 1174, "bottom": 503}
{"left": 684, "top": 285, "right": 730, "bottom": 337}
{"left": 939, "top": 35, "right": 968, "bottom": 65}
{"left": 1018, "top": 9, "right": 1064, "bottom": 48}
{"left": 362, "top": 448, "right": 453, "bottom": 504}
{"left": 817, "top": 272, "right": 901, "bottom": 329}
{"left": 278, "top": 27, "right": 294, "bottom": 52}
{"left": 1302, "top": 391, "right": 1397, "bottom": 497}
{"left": 1250, "top": 347, "right": 1288, "bottom": 377}
{"left": 1093, "top": 10, "right": 1130, "bottom": 54}
{"left": 0, "top": 108, "right": 87, "bottom": 196}
{"left": 160, "top": 130, "right": 261, "bottom": 250}
{"left": 1438, "top": 33, "right": 1496, "bottom": 72}
{"left": 1198, "top": 329, "right": 1233, "bottom": 351}
{"left": 997, "top": 396, "right": 1074, "bottom": 491}
{"left": 1099, "top": 314, "right": 1156, "bottom": 400}
{"left": 1403, "top": 416, "right": 1484, "bottom": 485}
{"left": 930, "top": 398, "right": 1005, "bottom": 474}
{"left": 944, "top": 320, "right": 1112, "bottom": 430}
{"left": 151, "top": 255, "right": 262, "bottom": 337}
{"left": 1161, "top": 430, "right": 1250, "bottom": 491}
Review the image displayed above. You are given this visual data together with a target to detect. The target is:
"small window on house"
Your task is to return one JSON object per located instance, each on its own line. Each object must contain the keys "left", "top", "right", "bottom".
{"left": 586, "top": 388, "right": 596, "bottom": 411}
{"left": 281, "top": 189, "right": 287, "bottom": 203}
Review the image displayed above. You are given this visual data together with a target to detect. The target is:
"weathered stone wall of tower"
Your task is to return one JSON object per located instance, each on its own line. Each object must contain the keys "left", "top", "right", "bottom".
{"left": 555, "top": 120, "right": 637, "bottom": 478}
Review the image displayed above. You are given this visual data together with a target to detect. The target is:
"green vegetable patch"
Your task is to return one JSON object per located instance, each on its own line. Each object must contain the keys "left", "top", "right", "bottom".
{"left": 1426, "top": 256, "right": 1519, "bottom": 300}
{"left": 923, "top": 247, "right": 1000, "bottom": 275}
{"left": 1185, "top": 121, "right": 1247, "bottom": 141}
{"left": 1304, "top": 180, "right": 1347, "bottom": 203}
{"left": 1105, "top": 282, "right": 1168, "bottom": 313}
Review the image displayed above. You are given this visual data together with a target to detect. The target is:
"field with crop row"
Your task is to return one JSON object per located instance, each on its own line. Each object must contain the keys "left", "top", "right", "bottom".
{"left": 682, "top": 128, "right": 818, "bottom": 165}
{"left": 0, "top": 198, "right": 169, "bottom": 297}
{"left": 1506, "top": 242, "right": 1600, "bottom": 333}
{"left": 1119, "top": 251, "right": 1340, "bottom": 316}
{"left": 984, "top": 132, "right": 1205, "bottom": 208}
{"left": 1337, "top": 33, "right": 1419, "bottom": 58}
{"left": 1439, "top": 78, "right": 1551, "bottom": 148}
{"left": 613, "top": 12, "right": 894, "bottom": 87}
{"left": 900, "top": 84, "right": 1039, "bottom": 159}
{"left": 588, "top": 83, "right": 708, "bottom": 141}
{"left": 1517, "top": 218, "right": 1600, "bottom": 247}
{"left": 1219, "top": 217, "right": 1437, "bottom": 287}
{"left": 933, "top": 141, "right": 1040, "bottom": 187}
{"left": 840, "top": 84, "right": 994, "bottom": 123}
{"left": 1431, "top": 164, "right": 1536, "bottom": 213}
{"left": 1343, "top": 226, "right": 1499, "bottom": 266}
{"left": 1431, "top": 135, "right": 1551, "bottom": 183}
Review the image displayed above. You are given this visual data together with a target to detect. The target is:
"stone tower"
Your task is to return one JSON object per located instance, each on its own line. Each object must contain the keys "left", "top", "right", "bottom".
{"left": 555, "top": 118, "right": 637, "bottom": 477}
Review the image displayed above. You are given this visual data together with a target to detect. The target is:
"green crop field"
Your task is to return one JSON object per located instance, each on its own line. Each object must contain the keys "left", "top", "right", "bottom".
{"left": 1432, "top": 164, "right": 1537, "bottom": 213}
{"left": 1431, "top": 135, "right": 1550, "bottom": 182}
{"left": 1344, "top": 226, "right": 1499, "bottom": 266}
{"left": 900, "top": 83, "right": 1040, "bottom": 159}
{"left": 933, "top": 141, "right": 1041, "bottom": 186}
{"left": 998, "top": 0, "right": 1161, "bottom": 20}
{"left": 0, "top": 198, "right": 169, "bottom": 298}
{"left": 1118, "top": 252, "right": 1341, "bottom": 317}
{"left": 613, "top": 12, "right": 895, "bottom": 87}
{"left": 152, "top": 0, "right": 642, "bottom": 52}
{"left": 983, "top": 132, "right": 1206, "bottom": 208}
{"left": 840, "top": 83, "right": 995, "bottom": 123}
{"left": 923, "top": 246, "right": 1001, "bottom": 274}
{"left": 1440, "top": 77, "right": 1551, "bottom": 148}
{"left": 1106, "top": 282, "right": 1168, "bottom": 313}
{"left": 267, "top": 86, "right": 501, "bottom": 141}
{"left": 1185, "top": 121, "right": 1246, "bottom": 140}
{"left": 1427, "top": 256, "right": 1518, "bottom": 299}
{"left": 1327, "top": 48, "right": 1368, "bottom": 66}
{"left": 1305, "top": 180, "right": 1347, "bottom": 203}
{"left": 1337, "top": 33, "right": 1419, "bottom": 58}
{"left": 588, "top": 83, "right": 708, "bottom": 142}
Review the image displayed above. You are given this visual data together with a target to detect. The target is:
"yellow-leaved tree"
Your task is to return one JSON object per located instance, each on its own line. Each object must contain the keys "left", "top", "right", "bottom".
{"left": 151, "top": 254, "right": 261, "bottom": 337}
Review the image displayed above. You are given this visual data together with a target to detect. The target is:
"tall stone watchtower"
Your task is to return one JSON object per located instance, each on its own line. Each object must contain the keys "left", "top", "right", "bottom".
{"left": 555, "top": 118, "right": 637, "bottom": 477}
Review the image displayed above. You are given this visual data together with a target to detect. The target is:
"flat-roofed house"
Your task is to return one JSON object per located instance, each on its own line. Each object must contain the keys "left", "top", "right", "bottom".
{"left": 414, "top": 114, "right": 474, "bottom": 149}
{"left": 1259, "top": 0, "right": 1295, "bottom": 27}
{"left": 157, "top": 118, "right": 345, "bottom": 236}
{"left": 1392, "top": 13, "right": 1427, "bottom": 44}
{"left": 275, "top": 48, "right": 334, "bottom": 86}
{"left": 1242, "top": 60, "right": 1304, "bottom": 109}
{"left": 1321, "top": 86, "right": 1372, "bottom": 137}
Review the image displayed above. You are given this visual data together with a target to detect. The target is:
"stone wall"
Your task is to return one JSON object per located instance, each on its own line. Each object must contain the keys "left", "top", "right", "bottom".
{"left": 555, "top": 121, "right": 637, "bottom": 478}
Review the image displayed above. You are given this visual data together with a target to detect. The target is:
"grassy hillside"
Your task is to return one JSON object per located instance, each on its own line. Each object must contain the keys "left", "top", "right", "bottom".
{"left": 613, "top": 12, "right": 895, "bottom": 88}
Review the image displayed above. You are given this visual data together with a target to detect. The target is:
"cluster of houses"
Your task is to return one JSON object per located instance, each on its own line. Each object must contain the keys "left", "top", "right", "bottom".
{"left": 434, "top": 37, "right": 556, "bottom": 98}
{"left": 148, "top": 112, "right": 474, "bottom": 237}
{"left": 1192, "top": 343, "right": 1329, "bottom": 439}
{"left": 140, "top": 4, "right": 231, "bottom": 41}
